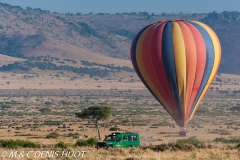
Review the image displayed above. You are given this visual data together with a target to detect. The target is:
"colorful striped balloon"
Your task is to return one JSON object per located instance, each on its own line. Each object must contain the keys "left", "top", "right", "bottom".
{"left": 130, "top": 20, "right": 221, "bottom": 127}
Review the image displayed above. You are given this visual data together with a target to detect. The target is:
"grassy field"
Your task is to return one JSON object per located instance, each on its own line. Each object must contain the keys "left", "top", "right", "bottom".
{"left": 0, "top": 72, "right": 239, "bottom": 159}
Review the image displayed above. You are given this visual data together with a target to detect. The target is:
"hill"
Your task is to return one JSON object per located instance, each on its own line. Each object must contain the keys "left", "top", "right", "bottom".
{"left": 0, "top": 3, "right": 240, "bottom": 77}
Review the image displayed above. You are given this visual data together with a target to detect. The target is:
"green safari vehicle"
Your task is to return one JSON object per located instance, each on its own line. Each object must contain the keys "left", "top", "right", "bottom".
{"left": 96, "top": 132, "right": 140, "bottom": 149}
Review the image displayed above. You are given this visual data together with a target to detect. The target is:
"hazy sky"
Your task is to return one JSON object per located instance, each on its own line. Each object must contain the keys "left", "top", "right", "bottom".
{"left": 0, "top": 0, "right": 240, "bottom": 14}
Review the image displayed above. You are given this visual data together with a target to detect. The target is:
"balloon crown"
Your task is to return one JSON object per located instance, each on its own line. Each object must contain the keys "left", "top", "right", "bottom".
{"left": 157, "top": 19, "right": 186, "bottom": 23}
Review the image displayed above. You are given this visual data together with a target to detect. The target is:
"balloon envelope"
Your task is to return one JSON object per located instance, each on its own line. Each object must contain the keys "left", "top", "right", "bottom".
{"left": 130, "top": 20, "right": 221, "bottom": 127}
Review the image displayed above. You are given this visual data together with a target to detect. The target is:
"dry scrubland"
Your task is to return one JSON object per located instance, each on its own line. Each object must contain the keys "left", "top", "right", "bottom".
{"left": 0, "top": 147, "right": 239, "bottom": 160}
{"left": 0, "top": 72, "right": 239, "bottom": 159}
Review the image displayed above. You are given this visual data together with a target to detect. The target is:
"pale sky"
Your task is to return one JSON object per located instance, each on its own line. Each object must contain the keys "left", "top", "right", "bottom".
{"left": 0, "top": 0, "right": 239, "bottom": 14}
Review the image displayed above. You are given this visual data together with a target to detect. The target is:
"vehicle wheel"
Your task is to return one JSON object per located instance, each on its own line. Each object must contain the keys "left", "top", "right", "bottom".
{"left": 128, "top": 145, "right": 133, "bottom": 148}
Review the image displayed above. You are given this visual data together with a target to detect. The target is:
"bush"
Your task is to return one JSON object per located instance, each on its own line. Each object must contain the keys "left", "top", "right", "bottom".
{"left": 214, "top": 137, "right": 240, "bottom": 143}
{"left": 55, "top": 141, "right": 68, "bottom": 149}
{"left": 43, "top": 120, "right": 62, "bottom": 125}
{"left": 109, "top": 126, "right": 121, "bottom": 131}
{"left": 176, "top": 136, "right": 204, "bottom": 148}
{"left": 235, "top": 143, "right": 240, "bottom": 149}
{"left": 1, "top": 104, "right": 11, "bottom": 109}
{"left": 142, "top": 137, "right": 204, "bottom": 152}
{"left": 86, "top": 138, "right": 98, "bottom": 145}
{"left": 67, "top": 133, "right": 80, "bottom": 137}
{"left": 75, "top": 140, "right": 88, "bottom": 146}
{"left": 46, "top": 132, "right": 59, "bottom": 139}
{"left": 147, "top": 143, "right": 169, "bottom": 152}
{"left": 75, "top": 138, "right": 98, "bottom": 147}
{"left": 39, "top": 108, "right": 52, "bottom": 114}
{"left": 214, "top": 137, "right": 228, "bottom": 143}
{"left": 0, "top": 139, "right": 40, "bottom": 148}
{"left": 169, "top": 142, "right": 195, "bottom": 151}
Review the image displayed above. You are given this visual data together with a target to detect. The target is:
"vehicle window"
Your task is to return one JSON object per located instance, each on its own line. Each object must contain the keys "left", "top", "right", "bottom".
{"left": 133, "top": 136, "right": 137, "bottom": 141}
{"left": 128, "top": 136, "right": 133, "bottom": 141}
{"left": 104, "top": 135, "right": 116, "bottom": 141}
{"left": 123, "top": 136, "right": 127, "bottom": 141}
{"left": 128, "top": 135, "right": 137, "bottom": 141}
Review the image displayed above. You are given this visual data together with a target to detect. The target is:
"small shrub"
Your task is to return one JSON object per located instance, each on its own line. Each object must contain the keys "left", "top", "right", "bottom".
{"left": 1, "top": 104, "right": 11, "bottom": 109}
{"left": 75, "top": 140, "right": 88, "bottom": 147}
{"left": 149, "top": 143, "right": 169, "bottom": 152}
{"left": 43, "top": 120, "right": 62, "bottom": 125}
{"left": 214, "top": 137, "right": 240, "bottom": 143}
{"left": 46, "top": 132, "right": 59, "bottom": 139}
{"left": 109, "top": 126, "right": 121, "bottom": 131}
{"left": 0, "top": 139, "right": 40, "bottom": 148}
{"left": 235, "top": 143, "right": 240, "bottom": 149}
{"left": 61, "top": 101, "right": 72, "bottom": 105}
{"left": 176, "top": 136, "right": 205, "bottom": 148}
{"left": 214, "top": 137, "right": 228, "bottom": 143}
{"left": 75, "top": 138, "right": 98, "bottom": 147}
{"left": 38, "top": 108, "right": 52, "bottom": 114}
{"left": 86, "top": 138, "right": 98, "bottom": 145}
{"left": 67, "top": 133, "right": 80, "bottom": 137}
{"left": 171, "top": 142, "right": 195, "bottom": 151}
{"left": 142, "top": 137, "right": 204, "bottom": 152}
{"left": 55, "top": 141, "right": 68, "bottom": 149}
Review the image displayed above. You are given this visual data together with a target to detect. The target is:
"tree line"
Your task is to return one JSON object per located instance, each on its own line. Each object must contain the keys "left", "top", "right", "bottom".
{"left": 0, "top": 60, "right": 133, "bottom": 78}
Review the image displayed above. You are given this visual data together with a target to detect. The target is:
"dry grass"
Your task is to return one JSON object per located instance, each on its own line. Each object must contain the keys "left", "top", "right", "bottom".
{"left": 87, "top": 148, "right": 240, "bottom": 160}
{"left": 0, "top": 70, "right": 240, "bottom": 90}
{"left": 0, "top": 146, "right": 238, "bottom": 160}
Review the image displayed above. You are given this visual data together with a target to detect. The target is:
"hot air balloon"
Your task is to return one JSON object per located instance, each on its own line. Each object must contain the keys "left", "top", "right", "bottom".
{"left": 130, "top": 20, "right": 221, "bottom": 127}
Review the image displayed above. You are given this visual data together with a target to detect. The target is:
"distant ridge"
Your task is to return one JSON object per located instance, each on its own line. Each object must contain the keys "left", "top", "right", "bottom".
{"left": 0, "top": 3, "right": 239, "bottom": 75}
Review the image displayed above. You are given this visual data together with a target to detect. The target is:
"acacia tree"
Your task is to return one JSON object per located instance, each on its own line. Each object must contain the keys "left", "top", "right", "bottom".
{"left": 75, "top": 106, "right": 112, "bottom": 140}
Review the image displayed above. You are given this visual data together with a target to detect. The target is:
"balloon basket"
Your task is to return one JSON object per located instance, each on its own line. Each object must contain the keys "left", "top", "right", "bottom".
{"left": 179, "top": 127, "right": 188, "bottom": 137}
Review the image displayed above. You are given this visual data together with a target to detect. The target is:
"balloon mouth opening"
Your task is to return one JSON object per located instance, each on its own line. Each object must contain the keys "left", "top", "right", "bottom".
{"left": 175, "top": 116, "right": 188, "bottom": 127}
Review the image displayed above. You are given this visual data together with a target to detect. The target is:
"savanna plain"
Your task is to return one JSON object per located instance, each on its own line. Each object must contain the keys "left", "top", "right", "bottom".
{"left": 0, "top": 69, "right": 239, "bottom": 160}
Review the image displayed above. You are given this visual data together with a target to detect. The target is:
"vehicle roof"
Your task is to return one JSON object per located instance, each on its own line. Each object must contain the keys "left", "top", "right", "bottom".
{"left": 110, "top": 132, "right": 139, "bottom": 135}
